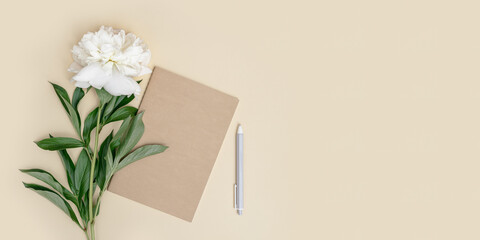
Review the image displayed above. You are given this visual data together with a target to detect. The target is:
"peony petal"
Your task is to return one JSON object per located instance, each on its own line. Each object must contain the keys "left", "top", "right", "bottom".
{"left": 72, "top": 45, "right": 90, "bottom": 66}
{"left": 75, "top": 81, "right": 91, "bottom": 88}
{"left": 138, "top": 50, "right": 151, "bottom": 65}
{"left": 68, "top": 61, "right": 84, "bottom": 73}
{"left": 102, "top": 61, "right": 114, "bottom": 76}
{"left": 138, "top": 66, "right": 152, "bottom": 76}
{"left": 118, "top": 65, "right": 139, "bottom": 77}
{"left": 102, "top": 71, "right": 141, "bottom": 96}
{"left": 112, "top": 30, "right": 125, "bottom": 48}
{"left": 72, "top": 63, "right": 110, "bottom": 89}
{"left": 123, "top": 33, "right": 137, "bottom": 49}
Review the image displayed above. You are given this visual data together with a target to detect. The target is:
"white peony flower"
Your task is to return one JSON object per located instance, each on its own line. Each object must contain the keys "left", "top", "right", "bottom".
{"left": 68, "top": 26, "right": 152, "bottom": 96}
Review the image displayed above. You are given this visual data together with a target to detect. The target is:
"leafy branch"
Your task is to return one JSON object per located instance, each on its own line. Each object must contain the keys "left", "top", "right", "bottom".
{"left": 21, "top": 83, "right": 167, "bottom": 240}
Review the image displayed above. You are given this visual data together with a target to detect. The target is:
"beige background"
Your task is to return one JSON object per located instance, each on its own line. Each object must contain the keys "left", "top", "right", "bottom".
{"left": 2, "top": 0, "right": 480, "bottom": 239}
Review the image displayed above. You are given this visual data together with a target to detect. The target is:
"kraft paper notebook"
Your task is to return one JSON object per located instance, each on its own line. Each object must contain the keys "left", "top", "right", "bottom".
{"left": 108, "top": 66, "right": 239, "bottom": 222}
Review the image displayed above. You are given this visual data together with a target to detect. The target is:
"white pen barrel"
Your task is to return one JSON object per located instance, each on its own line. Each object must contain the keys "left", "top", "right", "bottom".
{"left": 236, "top": 131, "right": 244, "bottom": 214}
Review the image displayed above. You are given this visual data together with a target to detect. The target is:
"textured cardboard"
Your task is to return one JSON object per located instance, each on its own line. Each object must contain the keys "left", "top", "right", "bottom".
{"left": 108, "top": 67, "right": 238, "bottom": 222}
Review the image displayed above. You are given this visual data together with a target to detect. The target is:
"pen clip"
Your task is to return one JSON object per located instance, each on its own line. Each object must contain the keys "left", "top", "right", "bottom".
{"left": 234, "top": 184, "right": 237, "bottom": 209}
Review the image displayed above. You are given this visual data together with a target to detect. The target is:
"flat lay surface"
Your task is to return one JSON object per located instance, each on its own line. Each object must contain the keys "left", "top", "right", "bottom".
{"left": 3, "top": 0, "right": 480, "bottom": 239}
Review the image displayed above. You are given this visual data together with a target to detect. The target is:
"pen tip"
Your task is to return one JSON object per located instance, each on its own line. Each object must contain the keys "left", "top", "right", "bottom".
{"left": 237, "top": 125, "right": 243, "bottom": 134}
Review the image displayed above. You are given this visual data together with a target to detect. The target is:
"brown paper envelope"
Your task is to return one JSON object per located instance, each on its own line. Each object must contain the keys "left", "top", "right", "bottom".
{"left": 108, "top": 66, "right": 239, "bottom": 222}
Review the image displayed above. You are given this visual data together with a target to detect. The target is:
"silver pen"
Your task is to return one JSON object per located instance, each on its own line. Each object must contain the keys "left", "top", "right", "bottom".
{"left": 235, "top": 125, "right": 244, "bottom": 215}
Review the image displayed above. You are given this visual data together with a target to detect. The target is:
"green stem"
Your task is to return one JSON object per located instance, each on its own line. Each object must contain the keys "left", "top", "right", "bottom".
{"left": 94, "top": 173, "right": 113, "bottom": 217}
{"left": 88, "top": 104, "right": 103, "bottom": 240}
{"left": 84, "top": 229, "right": 90, "bottom": 240}
{"left": 90, "top": 223, "right": 95, "bottom": 240}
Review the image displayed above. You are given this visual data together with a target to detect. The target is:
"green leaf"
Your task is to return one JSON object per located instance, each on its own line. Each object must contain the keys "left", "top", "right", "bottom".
{"left": 113, "top": 94, "right": 135, "bottom": 112}
{"left": 101, "top": 94, "right": 136, "bottom": 124}
{"left": 51, "top": 83, "right": 81, "bottom": 136}
{"left": 95, "top": 88, "right": 113, "bottom": 105}
{"left": 20, "top": 169, "right": 77, "bottom": 206}
{"left": 50, "top": 82, "right": 71, "bottom": 111}
{"left": 97, "top": 132, "right": 113, "bottom": 189}
{"left": 74, "top": 150, "right": 91, "bottom": 198}
{"left": 36, "top": 137, "right": 84, "bottom": 151}
{"left": 57, "top": 149, "right": 76, "bottom": 193}
{"left": 83, "top": 107, "right": 99, "bottom": 145}
{"left": 49, "top": 135, "right": 75, "bottom": 192}
{"left": 23, "top": 182, "right": 81, "bottom": 229}
{"left": 116, "top": 112, "right": 145, "bottom": 160}
{"left": 65, "top": 100, "right": 82, "bottom": 137}
{"left": 110, "top": 116, "right": 132, "bottom": 149}
{"left": 106, "top": 148, "right": 114, "bottom": 177}
{"left": 106, "top": 106, "right": 137, "bottom": 124}
{"left": 102, "top": 97, "right": 117, "bottom": 123}
{"left": 95, "top": 203, "right": 101, "bottom": 216}
{"left": 99, "top": 132, "right": 114, "bottom": 162}
{"left": 116, "top": 145, "right": 168, "bottom": 171}
{"left": 72, "top": 87, "right": 85, "bottom": 111}
{"left": 78, "top": 197, "right": 88, "bottom": 224}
